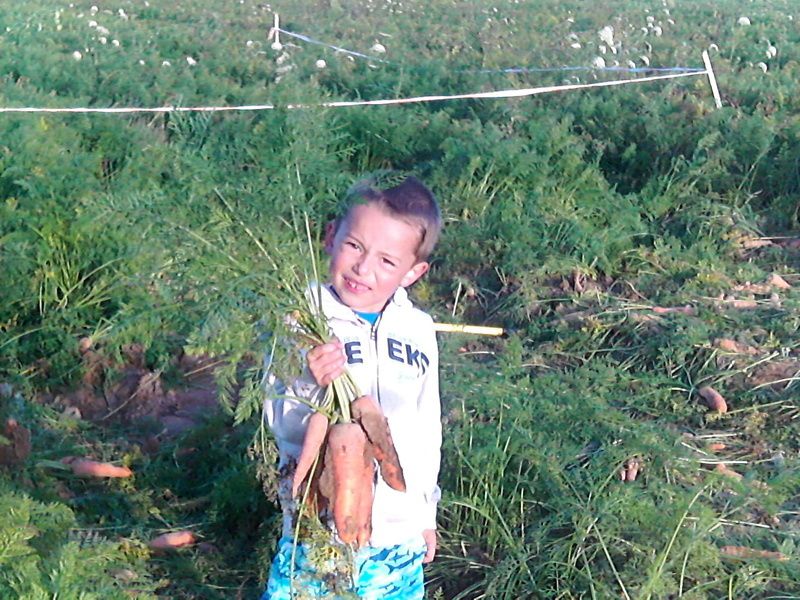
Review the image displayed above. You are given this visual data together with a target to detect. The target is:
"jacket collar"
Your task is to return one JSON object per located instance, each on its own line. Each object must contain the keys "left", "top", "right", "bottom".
{"left": 312, "top": 282, "right": 411, "bottom": 323}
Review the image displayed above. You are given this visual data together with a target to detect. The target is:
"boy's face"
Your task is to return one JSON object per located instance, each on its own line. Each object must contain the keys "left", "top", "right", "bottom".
{"left": 327, "top": 202, "right": 429, "bottom": 313}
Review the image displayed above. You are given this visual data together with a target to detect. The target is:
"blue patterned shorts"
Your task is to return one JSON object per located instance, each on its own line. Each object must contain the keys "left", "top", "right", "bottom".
{"left": 262, "top": 536, "right": 426, "bottom": 599}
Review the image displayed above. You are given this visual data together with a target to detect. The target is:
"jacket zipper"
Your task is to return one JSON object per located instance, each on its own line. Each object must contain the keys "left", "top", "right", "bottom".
{"left": 371, "top": 314, "right": 382, "bottom": 406}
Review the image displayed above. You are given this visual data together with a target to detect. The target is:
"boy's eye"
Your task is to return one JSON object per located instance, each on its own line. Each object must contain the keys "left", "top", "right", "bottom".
{"left": 346, "top": 241, "right": 361, "bottom": 250}
{"left": 382, "top": 258, "right": 396, "bottom": 267}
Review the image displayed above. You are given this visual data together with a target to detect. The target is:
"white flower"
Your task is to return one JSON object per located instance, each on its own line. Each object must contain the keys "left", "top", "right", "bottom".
{"left": 315, "top": 59, "right": 327, "bottom": 69}
{"left": 276, "top": 52, "right": 290, "bottom": 65}
{"left": 138, "top": 59, "right": 145, "bottom": 65}
{"left": 627, "top": 59, "right": 636, "bottom": 68}
{"left": 737, "top": 16, "right": 750, "bottom": 26}
{"left": 598, "top": 44, "right": 607, "bottom": 54}
{"left": 246, "top": 40, "right": 254, "bottom": 47}
{"left": 97, "top": 25, "right": 109, "bottom": 35}
{"left": 57, "top": 24, "right": 62, "bottom": 31}
{"left": 639, "top": 55, "right": 650, "bottom": 66}
{"left": 766, "top": 45, "right": 777, "bottom": 58}
{"left": 271, "top": 41, "right": 283, "bottom": 50}
{"left": 653, "top": 25, "right": 662, "bottom": 36}
{"left": 88, "top": 19, "right": 97, "bottom": 27}
{"left": 570, "top": 42, "right": 582, "bottom": 49}
{"left": 186, "top": 56, "right": 197, "bottom": 66}
{"left": 592, "top": 56, "right": 606, "bottom": 68}
{"left": 90, "top": 5, "right": 98, "bottom": 14}
{"left": 708, "top": 43, "right": 719, "bottom": 52}
{"left": 370, "top": 42, "right": 386, "bottom": 53}
{"left": 72, "top": 50, "right": 82, "bottom": 60}
{"left": 756, "top": 61, "right": 768, "bottom": 72}
{"left": 118, "top": 9, "right": 128, "bottom": 20}
{"left": 99, "top": 36, "right": 107, "bottom": 44}
{"left": 111, "top": 39, "right": 119, "bottom": 47}
{"left": 598, "top": 25, "right": 614, "bottom": 47}
{"left": 162, "top": 60, "right": 171, "bottom": 67}
{"left": 646, "top": 15, "right": 655, "bottom": 23}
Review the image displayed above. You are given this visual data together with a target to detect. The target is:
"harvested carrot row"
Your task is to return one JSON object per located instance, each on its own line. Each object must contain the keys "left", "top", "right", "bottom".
{"left": 351, "top": 395, "right": 406, "bottom": 492}
{"left": 292, "top": 411, "right": 330, "bottom": 497}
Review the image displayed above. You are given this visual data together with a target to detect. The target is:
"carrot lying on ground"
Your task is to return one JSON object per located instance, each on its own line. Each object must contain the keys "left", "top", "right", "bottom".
{"left": 321, "top": 423, "right": 369, "bottom": 544}
{"left": 61, "top": 456, "right": 133, "bottom": 478}
{"left": 698, "top": 386, "right": 728, "bottom": 413}
{"left": 351, "top": 395, "right": 406, "bottom": 492}
{"left": 292, "top": 411, "right": 330, "bottom": 497}
{"left": 149, "top": 531, "right": 196, "bottom": 550}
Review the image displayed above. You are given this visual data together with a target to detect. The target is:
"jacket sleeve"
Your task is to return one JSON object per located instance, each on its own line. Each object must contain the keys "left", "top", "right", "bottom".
{"left": 417, "top": 323, "right": 442, "bottom": 530}
{"left": 262, "top": 346, "right": 323, "bottom": 458}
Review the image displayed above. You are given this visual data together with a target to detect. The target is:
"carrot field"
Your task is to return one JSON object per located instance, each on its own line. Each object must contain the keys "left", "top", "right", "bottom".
{"left": 1, "top": 0, "right": 799, "bottom": 597}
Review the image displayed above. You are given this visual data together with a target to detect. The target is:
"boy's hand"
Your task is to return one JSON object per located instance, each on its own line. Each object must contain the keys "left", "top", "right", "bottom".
{"left": 307, "top": 339, "right": 346, "bottom": 387}
{"left": 422, "top": 529, "right": 437, "bottom": 563}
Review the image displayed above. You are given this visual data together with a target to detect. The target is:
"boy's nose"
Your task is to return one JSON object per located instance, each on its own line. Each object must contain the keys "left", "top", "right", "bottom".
{"left": 352, "top": 254, "right": 374, "bottom": 276}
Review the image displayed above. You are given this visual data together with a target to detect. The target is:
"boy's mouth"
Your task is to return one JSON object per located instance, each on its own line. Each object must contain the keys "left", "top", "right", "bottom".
{"left": 343, "top": 276, "right": 370, "bottom": 293}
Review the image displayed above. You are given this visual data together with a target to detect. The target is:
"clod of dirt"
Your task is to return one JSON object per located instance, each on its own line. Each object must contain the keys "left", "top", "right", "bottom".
{"left": 747, "top": 359, "right": 800, "bottom": 391}
{"left": 714, "top": 338, "right": 759, "bottom": 355}
{"left": 767, "top": 273, "right": 791, "bottom": 290}
{"left": 78, "top": 336, "right": 93, "bottom": 354}
{"left": 0, "top": 418, "right": 32, "bottom": 467}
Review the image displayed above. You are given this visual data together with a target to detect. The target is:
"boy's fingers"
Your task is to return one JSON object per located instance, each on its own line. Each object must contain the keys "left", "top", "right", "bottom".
{"left": 422, "top": 529, "right": 437, "bottom": 563}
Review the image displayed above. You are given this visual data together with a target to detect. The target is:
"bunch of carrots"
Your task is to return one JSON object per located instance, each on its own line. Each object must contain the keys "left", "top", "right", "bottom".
{"left": 275, "top": 219, "right": 405, "bottom": 547}
{"left": 287, "top": 288, "right": 405, "bottom": 547}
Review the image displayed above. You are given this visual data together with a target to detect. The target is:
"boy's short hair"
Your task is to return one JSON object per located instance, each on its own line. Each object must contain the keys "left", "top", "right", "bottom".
{"left": 340, "top": 175, "right": 441, "bottom": 261}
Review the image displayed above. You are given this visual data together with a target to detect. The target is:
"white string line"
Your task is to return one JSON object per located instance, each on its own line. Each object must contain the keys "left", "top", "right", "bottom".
{"left": 0, "top": 70, "right": 705, "bottom": 115}
{"left": 276, "top": 26, "right": 703, "bottom": 75}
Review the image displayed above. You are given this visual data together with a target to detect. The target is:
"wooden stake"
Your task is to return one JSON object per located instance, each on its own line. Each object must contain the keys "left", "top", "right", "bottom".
{"left": 271, "top": 13, "right": 282, "bottom": 50}
{"left": 702, "top": 50, "right": 722, "bottom": 109}
{"left": 433, "top": 323, "right": 505, "bottom": 336}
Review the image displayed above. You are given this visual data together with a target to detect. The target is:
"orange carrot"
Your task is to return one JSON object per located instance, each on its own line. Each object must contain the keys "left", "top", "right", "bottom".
{"left": 292, "top": 411, "right": 329, "bottom": 497}
{"left": 720, "top": 545, "right": 788, "bottom": 561}
{"left": 356, "top": 444, "right": 375, "bottom": 548}
{"left": 325, "top": 423, "right": 368, "bottom": 544}
{"left": 149, "top": 531, "right": 196, "bottom": 550}
{"left": 698, "top": 386, "right": 728, "bottom": 413}
{"left": 351, "top": 395, "right": 406, "bottom": 492}
{"left": 715, "top": 463, "right": 743, "bottom": 480}
{"left": 62, "top": 457, "right": 133, "bottom": 478}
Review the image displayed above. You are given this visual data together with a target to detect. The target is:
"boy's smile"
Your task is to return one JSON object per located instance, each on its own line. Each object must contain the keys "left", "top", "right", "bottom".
{"left": 328, "top": 203, "right": 429, "bottom": 314}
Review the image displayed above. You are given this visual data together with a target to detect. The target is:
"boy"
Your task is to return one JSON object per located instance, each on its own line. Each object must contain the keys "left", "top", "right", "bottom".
{"left": 263, "top": 176, "right": 442, "bottom": 599}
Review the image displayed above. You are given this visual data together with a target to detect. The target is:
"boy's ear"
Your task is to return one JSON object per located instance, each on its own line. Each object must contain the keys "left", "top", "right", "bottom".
{"left": 323, "top": 220, "right": 337, "bottom": 255}
{"left": 400, "top": 261, "right": 429, "bottom": 288}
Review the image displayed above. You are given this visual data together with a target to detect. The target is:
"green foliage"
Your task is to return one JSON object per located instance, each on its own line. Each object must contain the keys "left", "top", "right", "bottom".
{"left": 0, "top": 481, "right": 156, "bottom": 598}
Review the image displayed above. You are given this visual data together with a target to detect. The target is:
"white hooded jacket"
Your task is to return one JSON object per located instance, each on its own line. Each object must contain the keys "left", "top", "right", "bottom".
{"left": 264, "top": 283, "right": 441, "bottom": 547}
